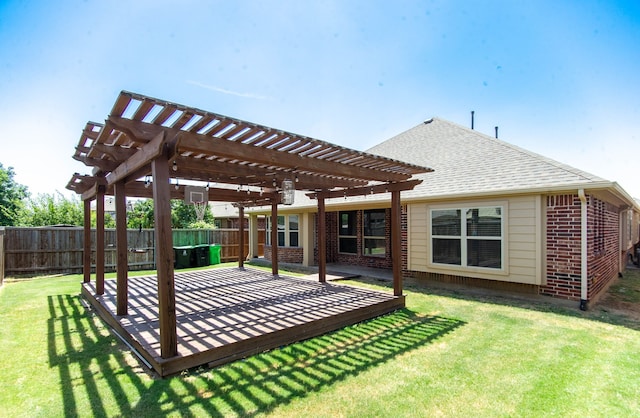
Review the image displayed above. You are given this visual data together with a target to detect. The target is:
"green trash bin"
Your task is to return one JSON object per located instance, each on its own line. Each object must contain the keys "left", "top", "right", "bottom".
{"left": 193, "top": 244, "right": 210, "bottom": 267}
{"left": 174, "top": 246, "right": 193, "bottom": 269}
{"left": 209, "top": 244, "right": 221, "bottom": 265}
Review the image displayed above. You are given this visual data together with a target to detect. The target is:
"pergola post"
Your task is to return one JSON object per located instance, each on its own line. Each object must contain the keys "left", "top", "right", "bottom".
{"left": 115, "top": 180, "right": 128, "bottom": 316}
{"left": 317, "top": 196, "right": 326, "bottom": 283}
{"left": 152, "top": 150, "right": 178, "bottom": 359}
{"left": 83, "top": 199, "right": 91, "bottom": 284}
{"left": 95, "top": 186, "right": 105, "bottom": 295}
{"left": 391, "top": 190, "right": 402, "bottom": 296}
{"left": 238, "top": 206, "right": 245, "bottom": 269}
{"left": 271, "top": 201, "right": 278, "bottom": 276}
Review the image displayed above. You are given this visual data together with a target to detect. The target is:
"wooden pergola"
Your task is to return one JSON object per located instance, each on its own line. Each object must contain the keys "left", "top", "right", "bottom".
{"left": 67, "top": 91, "right": 431, "bottom": 361}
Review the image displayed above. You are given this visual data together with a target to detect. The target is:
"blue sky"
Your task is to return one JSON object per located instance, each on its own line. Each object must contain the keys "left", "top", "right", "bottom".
{"left": 1, "top": 0, "right": 639, "bottom": 198}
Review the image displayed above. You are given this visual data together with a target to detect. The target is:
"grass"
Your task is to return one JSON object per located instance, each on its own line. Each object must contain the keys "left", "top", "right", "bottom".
{"left": 0, "top": 267, "right": 639, "bottom": 417}
{"left": 606, "top": 268, "right": 640, "bottom": 304}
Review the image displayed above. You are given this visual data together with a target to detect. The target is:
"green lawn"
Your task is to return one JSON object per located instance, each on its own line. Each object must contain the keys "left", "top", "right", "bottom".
{"left": 1, "top": 267, "right": 639, "bottom": 417}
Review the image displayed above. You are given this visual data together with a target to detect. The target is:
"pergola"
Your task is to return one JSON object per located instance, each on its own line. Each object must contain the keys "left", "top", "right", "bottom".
{"left": 67, "top": 91, "right": 431, "bottom": 360}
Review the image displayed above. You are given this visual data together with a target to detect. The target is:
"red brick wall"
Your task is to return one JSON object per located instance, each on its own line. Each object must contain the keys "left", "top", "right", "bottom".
{"left": 264, "top": 245, "right": 304, "bottom": 264}
{"left": 587, "top": 198, "right": 619, "bottom": 301}
{"left": 541, "top": 194, "right": 583, "bottom": 300}
{"left": 324, "top": 212, "right": 338, "bottom": 263}
{"left": 541, "top": 194, "right": 620, "bottom": 302}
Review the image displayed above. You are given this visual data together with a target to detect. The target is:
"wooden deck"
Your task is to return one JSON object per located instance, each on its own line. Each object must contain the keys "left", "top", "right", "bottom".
{"left": 81, "top": 267, "right": 405, "bottom": 376}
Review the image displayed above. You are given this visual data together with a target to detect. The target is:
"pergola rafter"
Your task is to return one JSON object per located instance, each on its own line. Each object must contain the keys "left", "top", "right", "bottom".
{"left": 67, "top": 90, "right": 432, "bottom": 360}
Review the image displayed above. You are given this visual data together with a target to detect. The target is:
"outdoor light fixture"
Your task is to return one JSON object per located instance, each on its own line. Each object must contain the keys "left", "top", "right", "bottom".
{"left": 282, "top": 179, "right": 295, "bottom": 205}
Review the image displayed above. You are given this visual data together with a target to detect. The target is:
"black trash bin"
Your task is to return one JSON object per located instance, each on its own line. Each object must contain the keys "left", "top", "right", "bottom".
{"left": 174, "top": 246, "right": 193, "bottom": 269}
{"left": 193, "top": 244, "right": 210, "bottom": 267}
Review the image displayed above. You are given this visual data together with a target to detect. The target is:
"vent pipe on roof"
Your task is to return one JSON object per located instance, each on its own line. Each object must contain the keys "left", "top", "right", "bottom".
{"left": 495, "top": 126, "right": 499, "bottom": 138}
{"left": 471, "top": 111, "right": 475, "bottom": 129}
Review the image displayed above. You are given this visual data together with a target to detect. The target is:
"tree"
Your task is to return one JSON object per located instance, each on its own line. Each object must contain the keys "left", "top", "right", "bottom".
{"left": 26, "top": 193, "right": 82, "bottom": 226}
{"left": 126, "top": 199, "right": 215, "bottom": 229}
{"left": 172, "top": 200, "right": 215, "bottom": 229}
{"left": 18, "top": 192, "right": 116, "bottom": 227}
{"left": 0, "top": 163, "right": 29, "bottom": 226}
{"left": 127, "top": 199, "right": 154, "bottom": 229}
{"left": 20, "top": 192, "right": 89, "bottom": 226}
{"left": 90, "top": 209, "right": 116, "bottom": 229}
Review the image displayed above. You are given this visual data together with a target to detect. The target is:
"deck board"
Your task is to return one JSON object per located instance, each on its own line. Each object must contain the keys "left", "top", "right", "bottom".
{"left": 81, "top": 267, "right": 404, "bottom": 376}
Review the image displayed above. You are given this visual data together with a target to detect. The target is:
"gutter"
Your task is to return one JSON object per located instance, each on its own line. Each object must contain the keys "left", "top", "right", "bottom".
{"left": 578, "top": 189, "right": 588, "bottom": 310}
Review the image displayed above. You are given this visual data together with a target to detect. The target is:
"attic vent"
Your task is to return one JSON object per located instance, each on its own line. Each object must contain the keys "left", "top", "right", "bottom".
{"left": 424, "top": 118, "right": 433, "bottom": 124}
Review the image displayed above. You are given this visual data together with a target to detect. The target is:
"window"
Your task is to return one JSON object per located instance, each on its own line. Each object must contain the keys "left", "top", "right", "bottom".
{"left": 266, "top": 214, "right": 300, "bottom": 247}
{"left": 289, "top": 215, "right": 299, "bottom": 247}
{"left": 338, "top": 211, "right": 357, "bottom": 254}
{"left": 277, "top": 215, "right": 285, "bottom": 246}
{"left": 431, "top": 206, "right": 503, "bottom": 269}
{"left": 432, "top": 209, "right": 462, "bottom": 265}
{"left": 363, "top": 209, "right": 386, "bottom": 257}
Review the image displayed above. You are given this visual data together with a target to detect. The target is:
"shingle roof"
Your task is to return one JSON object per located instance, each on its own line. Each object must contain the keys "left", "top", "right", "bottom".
{"left": 366, "top": 117, "right": 610, "bottom": 200}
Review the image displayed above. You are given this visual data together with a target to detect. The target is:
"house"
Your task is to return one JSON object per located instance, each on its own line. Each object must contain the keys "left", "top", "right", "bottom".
{"left": 247, "top": 117, "right": 640, "bottom": 309}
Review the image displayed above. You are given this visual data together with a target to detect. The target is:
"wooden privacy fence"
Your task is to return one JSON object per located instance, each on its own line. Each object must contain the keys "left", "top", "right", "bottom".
{"left": 1, "top": 227, "right": 265, "bottom": 278}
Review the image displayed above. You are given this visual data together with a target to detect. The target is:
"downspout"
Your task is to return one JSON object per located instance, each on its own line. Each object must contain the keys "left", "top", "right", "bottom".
{"left": 578, "top": 189, "right": 588, "bottom": 310}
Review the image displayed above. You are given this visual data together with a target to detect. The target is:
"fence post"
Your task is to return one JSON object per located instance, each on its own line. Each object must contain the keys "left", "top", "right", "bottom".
{"left": 0, "top": 227, "right": 5, "bottom": 286}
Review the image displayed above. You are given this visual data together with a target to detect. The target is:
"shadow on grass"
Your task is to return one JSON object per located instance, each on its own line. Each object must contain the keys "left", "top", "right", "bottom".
{"left": 352, "top": 273, "right": 640, "bottom": 332}
{"left": 48, "top": 294, "right": 464, "bottom": 417}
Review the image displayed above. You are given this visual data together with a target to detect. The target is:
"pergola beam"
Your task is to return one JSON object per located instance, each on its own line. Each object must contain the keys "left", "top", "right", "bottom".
{"left": 120, "top": 181, "right": 277, "bottom": 204}
{"left": 106, "top": 116, "right": 412, "bottom": 183}
{"left": 172, "top": 157, "right": 363, "bottom": 190}
{"left": 177, "top": 133, "right": 411, "bottom": 183}
{"left": 91, "top": 143, "right": 138, "bottom": 162}
{"left": 106, "top": 131, "right": 166, "bottom": 185}
{"left": 81, "top": 178, "right": 107, "bottom": 202}
{"left": 73, "top": 154, "right": 120, "bottom": 172}
{"left": 108, "top": 115, "right": 164, "bottom": 143}
{"left": 307, "top": 179, "right": 423, "bottom": 200}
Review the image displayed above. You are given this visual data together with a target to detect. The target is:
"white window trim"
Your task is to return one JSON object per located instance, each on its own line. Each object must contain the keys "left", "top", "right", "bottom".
{"left": 428, "top": 202, "right": 508, "bottom": 274}
{"left": 266, "top": 214, "right": 300, "bottom": 247}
